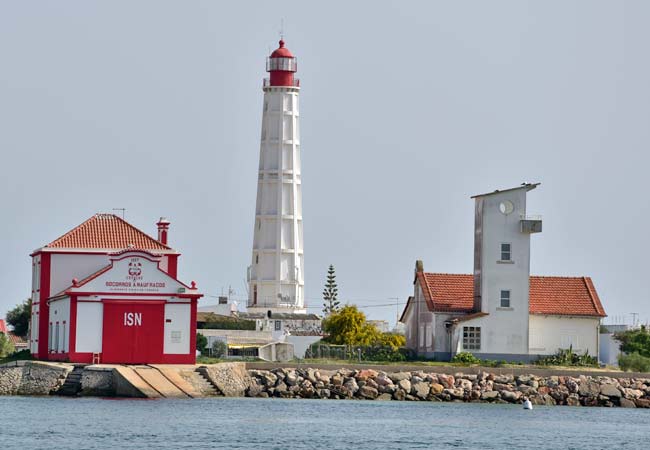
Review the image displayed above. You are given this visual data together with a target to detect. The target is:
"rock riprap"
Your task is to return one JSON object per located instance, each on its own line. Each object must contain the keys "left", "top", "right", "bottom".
{"left": 244, "top": 368, "right": 650, "bottom": 408}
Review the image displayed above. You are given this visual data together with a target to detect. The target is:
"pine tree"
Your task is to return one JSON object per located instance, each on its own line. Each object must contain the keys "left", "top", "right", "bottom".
{"left": 322, "top": 264, "right": 340, "bottom": 315}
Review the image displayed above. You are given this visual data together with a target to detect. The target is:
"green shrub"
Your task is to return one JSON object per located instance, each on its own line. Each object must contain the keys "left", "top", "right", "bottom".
{"left": 614, "top": 326, "right": 650, "bottom": 358}
{"left": 452, "top": 352, "right": 480, "bottom": 365}
{"left": 535, "top": 346, "right": 598, "bottom": 367}
{"left": 0, "top": 334, "right": 16, "bottom": 359}
{"left": 211, "top": 340, "right": 228, "bottom": 358}
{"left": 618, "top": 353, "right": 650, "bottom": 373}
{"left": 196, "top": 333, "right": 208, "bottom": 355}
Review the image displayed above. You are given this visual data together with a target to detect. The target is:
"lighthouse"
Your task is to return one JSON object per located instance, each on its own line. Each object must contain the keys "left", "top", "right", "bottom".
{"left": 248, "top": 40, "right": 305, "bottom": 314}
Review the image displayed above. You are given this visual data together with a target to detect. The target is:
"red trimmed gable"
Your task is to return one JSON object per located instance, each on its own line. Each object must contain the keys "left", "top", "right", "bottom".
{"left": 43, "top": 214, "right": 171, "bottom": 251}
{"left": 416, "top": 273, "right": 606, "bottom": 317}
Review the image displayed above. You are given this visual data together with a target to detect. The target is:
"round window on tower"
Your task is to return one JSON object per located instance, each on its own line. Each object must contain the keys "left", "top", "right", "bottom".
{"left": 499, "top": 201, "right": 514, "bottom": 215}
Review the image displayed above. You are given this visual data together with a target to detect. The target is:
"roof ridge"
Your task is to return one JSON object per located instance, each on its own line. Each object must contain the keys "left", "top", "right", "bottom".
{"left": 44, "top": 213, "right": 172, "bottom": 250}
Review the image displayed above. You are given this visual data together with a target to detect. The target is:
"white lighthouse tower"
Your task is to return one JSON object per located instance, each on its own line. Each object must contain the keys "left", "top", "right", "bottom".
{"left": 248, "top": 40, "right": 305, "bottom": 314}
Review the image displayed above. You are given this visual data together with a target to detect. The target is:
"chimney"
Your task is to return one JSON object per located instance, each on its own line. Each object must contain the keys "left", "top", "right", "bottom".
{"left": 157, "top": 217, "right": 170, "bottom": 245}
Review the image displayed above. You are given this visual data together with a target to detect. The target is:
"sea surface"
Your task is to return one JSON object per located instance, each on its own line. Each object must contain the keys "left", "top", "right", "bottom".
{"left": 2, "top": 396, "right": 649, "bottom": 449}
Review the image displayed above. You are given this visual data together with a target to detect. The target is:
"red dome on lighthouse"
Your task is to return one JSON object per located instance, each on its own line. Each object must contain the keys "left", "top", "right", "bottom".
{"left": 270, "top": 40, "right": 293, "bottom": 58}
{"left": 266, "top": 39, "right": 298, "bottom": 87}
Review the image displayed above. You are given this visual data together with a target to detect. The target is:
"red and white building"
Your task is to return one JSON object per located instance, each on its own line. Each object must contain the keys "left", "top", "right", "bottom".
{"left": 29, "top": 214, "right": 202, "bottom": 364}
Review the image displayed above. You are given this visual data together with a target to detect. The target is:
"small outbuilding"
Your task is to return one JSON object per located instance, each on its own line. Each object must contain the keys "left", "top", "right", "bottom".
{"left": 30, "top": 214, "right": 202, "bottom": 364}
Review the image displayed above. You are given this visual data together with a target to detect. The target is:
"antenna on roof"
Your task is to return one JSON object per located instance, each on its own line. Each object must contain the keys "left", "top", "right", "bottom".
{"left": 112, "top": 208, "right": 126, "bottom": 219}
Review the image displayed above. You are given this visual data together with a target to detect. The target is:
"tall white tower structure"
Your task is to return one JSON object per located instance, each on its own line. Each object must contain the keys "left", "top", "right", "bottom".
{"left": 248, "top": 40, "right": 305, "bottom": 314}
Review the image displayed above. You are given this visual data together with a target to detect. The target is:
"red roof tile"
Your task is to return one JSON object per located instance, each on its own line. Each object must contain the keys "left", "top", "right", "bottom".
{"left": 0, "top": 319, "right": 8, "bottom": 334}
{"left": 44, "top": 214, "right": 171, "bottom": 251}
{"left": 417, "top": 273, "right": 606, "bottom": 317}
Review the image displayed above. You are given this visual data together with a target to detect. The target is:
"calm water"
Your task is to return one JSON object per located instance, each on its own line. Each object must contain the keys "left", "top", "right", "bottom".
{"left": 2, "top": 396, "right": 649, "bottom": 449}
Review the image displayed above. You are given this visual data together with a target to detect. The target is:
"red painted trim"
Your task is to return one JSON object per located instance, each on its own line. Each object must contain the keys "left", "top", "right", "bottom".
{"left": 69, "top": 295, "right": 77, "bottom": 355}
{"left": 189, "top": 297, "right": 197, "bottom": 362}
{"left": 37, "top": 253, "right": 51, "bottom": 359}
{"left": 34, "top": 249, "right": 179, "bottom": 256}
{"left": 167, "top": 255, "right": 178, "bottom": 278}
{"left": 63, "top": 291, "right": 202, "bottom": 298}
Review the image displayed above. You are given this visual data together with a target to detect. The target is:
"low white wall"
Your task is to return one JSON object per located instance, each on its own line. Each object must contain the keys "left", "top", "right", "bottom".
{"left": 529, "top": 315, "right": 600, "bottom": 356}
{"left": 286, "top": 335, "right": 321, "bottom": 358}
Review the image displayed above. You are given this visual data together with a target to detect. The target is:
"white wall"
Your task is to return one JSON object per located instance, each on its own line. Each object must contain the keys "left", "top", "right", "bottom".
{"left": 529, "top": 315, "right": 600, "bottom": 356}
{"left": 249, "top": 87, "right": 304, "bottom": 312}
{"left": 164, "top": 303, "right": 190, "bottom": 354}
{"left": 286, "top": 335, "right": 321, "bottom": 358}
{"left": 48, "top": 297, "right": 70, "bottom": 353}
{"left": 599, "top": 333, "right": 621, "bottom": 366}
{"left": 50, "top": 253, "right": 109, "bottom": 295}
{"left": 76, "top": 301, "right": 103, "bottom": 353}
{"left": 476, "top": 188, "right": 531, "bottom": 355}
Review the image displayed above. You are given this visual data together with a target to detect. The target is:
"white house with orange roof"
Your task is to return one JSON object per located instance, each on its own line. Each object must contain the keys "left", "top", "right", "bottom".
{"left": 400, "top": 184, "right": 606, "bottom": 361}
{"left": 29, "top": 214, "right": 202, "bottom": 364}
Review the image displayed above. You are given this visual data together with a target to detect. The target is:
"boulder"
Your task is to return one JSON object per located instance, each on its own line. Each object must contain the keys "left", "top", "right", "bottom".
{"left": 623, "top": 388, "right": 644, "bottom": 400}
{"left": 375, "top": 374, "right": 393, "bottom": 387}
{"left": 578, "top": 381, "right": 600, "bottom": 397}
{"left": 393, "top": 389, "right": 406, "bottom": 401}
{"left": 430, "top": 383, "right": 444, "bottom": 395}
{"left": 443, "top": 388, "right": 464, "bottom": 400}
{"left": 620, "top": 398, "right": 636, "bottom": 408}
{"left": 438, "top": 374, "right": 455, "bottom": 389}
{"left": 600, "top": 384, "right": 622, "bottom": 398}
{"left": 377, "top": 393, "right": 393, "bottom": 401}
{"left": 389, "top": 372, "right": 411, "bottom": 383}
{"left": 566, "top": 394, "right": 580, "bottom": 407}
{"left": 481, "top": 390, "right": 499, "bottom": 401}
{"left": 500, "top": 390, "right": 521, "bottom": 403}
{"left": 359, "top": 385, "right": 379, "bottom": 399}
{"left": 457, "top": 379, "right": 473, "bottom": 391}
{"left": 331, "top": 374, "right": 344, "bottom": 386}
{"left": 634, "top": 398, "right": 650, "bottom": 408}
{"left": 356, "top": 369, "right": 378, "bottom": 382}
{"left": 398, "top": 379, "right": 412, "bottom": 393}
{"left": 344, "top": 378, "right": 359, "bottom": 395}
{"left": 285, "top": 371, "right": 299, "bottom": 386}
{"left": 412, "top": 382, "right": 430, "bottom": 399}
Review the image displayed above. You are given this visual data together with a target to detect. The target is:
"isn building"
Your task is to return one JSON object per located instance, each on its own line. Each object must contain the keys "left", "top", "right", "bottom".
{"left": 248, "top": 39, "right": 306, "bottom": 314}
{"left": 400, "top": 183, "right": 606, "bottom": 361}
{"left": 29, "top": 214, "right": 202, "bottom": 364}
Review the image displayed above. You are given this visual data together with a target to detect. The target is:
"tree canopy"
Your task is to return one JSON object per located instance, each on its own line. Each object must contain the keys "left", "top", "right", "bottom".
{"left": 322, "top": 305, "right": 405, "bottom": 349}
{"left": 615, "top": 325, "right": 650, "bottom": 358}
{"left": 0, "top": 333, "right": 15, "bottom": 358}
{"left": 6, "top": 298, "right": 31, "bottom": 338}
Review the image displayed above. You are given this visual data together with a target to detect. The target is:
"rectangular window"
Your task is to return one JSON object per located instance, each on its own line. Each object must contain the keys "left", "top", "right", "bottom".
{"left": 462, "top": 326, "right": 481, "bottom": 350}
{"left": 274, "top": 320, "right": 282, "bottom": 331}
{"left": 500, "top": 290, "right": 511, "bottom": 308}
{"left": 48, "top": 323, "right": 53, "bottom": 351}
{"left": 501, "top": 243, "right": 511, "bottom": 261}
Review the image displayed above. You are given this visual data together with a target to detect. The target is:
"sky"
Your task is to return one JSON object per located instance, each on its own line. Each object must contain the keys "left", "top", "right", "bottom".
{"left": 1, "top": 1, "right": 649, "bottom": 328}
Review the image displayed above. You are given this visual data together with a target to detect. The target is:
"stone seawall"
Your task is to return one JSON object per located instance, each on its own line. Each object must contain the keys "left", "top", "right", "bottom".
{"left": 245, "top": 368, "right": 650, "bottom": 408}
{"left": 0, "top": 361, "right": 71, "bottom": 395}
{"left": 2, "top": 362, "right": 650, "bottom": 407}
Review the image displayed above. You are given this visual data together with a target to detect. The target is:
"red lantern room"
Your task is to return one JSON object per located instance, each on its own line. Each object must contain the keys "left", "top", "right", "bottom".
{"left": 266, "top": 40, "right": 298, "bottom": 87}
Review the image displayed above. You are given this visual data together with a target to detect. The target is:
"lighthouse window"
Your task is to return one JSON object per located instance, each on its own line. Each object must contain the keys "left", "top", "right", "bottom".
{"left": 500, "top": 243, "right": 511, "bottom": 261}
{"left": 463, "top": 327, "right": 481, "bottom": 350}
{"left": 500, "top": 290, "right": 511, "bottom": 308}
{"left": 256, "top": 254, "right": 259, "bottom": 264}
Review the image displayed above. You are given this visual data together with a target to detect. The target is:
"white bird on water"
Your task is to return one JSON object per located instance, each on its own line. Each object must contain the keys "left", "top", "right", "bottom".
{"left": 523, "top": 398, "right": 533, "bottom": 410}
